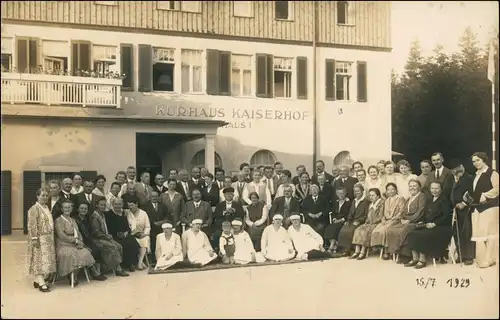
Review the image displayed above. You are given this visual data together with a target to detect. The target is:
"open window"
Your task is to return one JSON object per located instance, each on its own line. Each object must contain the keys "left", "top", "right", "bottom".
{"left": 275, "top": 1, "right": 293, "bottom": 20}
{"left": 153, "top": 47, "right": 175, "bottom": 92}
{"left": 273, "top": 57, "right": 293, "bottom": 98}
{"left": 1, "top": 37, "right": 13, "bottom": 71}
{"left": 93, "top": 44, "right": 118, "bottom": 75}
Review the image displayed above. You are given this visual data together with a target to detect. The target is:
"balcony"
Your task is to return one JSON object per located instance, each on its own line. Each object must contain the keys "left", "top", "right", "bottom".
{"left": 1, "top": 73, "right": 122, "bottom": 108}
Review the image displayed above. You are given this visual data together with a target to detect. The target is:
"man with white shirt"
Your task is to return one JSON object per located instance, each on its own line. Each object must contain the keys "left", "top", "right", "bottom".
{"left": 232, "top": 172, "right": 248, "bottom": 207}
{"left": 135, "top": 172, "right": 153, "bottom": 209}
{"left": 152, "top": 174, "right": 167, "bottom": 194}
{"left": 212, "top": 187, "right": 245, "bottom": 249}
{"left": 288, "top": 215, "right": 331, "bottom": 260}
{"left": 60, "top": 178, "right": 74, "bottom": 200}
{"left": 126, "top": 166, "right": 136, "bottom": 184}
{"left": 181, "top": 189, "right": 212, "bottom": 236}
{"left": 311, "top": 160, "right": 335, "bottom": 186}
{"left": 48, "top": 180, "right": 64, "bottom": 220}
{"left": 176, "top": 169, "right": 192, "bottom": 202}
{"left": 215, "top": 169, "right": 226, "bottom": 189}
{"left": 262, "top": 166, "right": 279, "bottom": 201}
{"left": 424, "top": 152, "right": 455, "bottom": 199}
{"left": 220, "top": 176, "right": 240, "bottom": 202}
{"left": 74, "top": 180, "right": 105, "bottom": 215}
{"left": 190, "top": 167, "right": 204, "bottom": 190}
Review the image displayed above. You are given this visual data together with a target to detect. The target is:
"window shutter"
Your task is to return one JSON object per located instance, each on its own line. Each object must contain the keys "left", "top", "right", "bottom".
{"left": 206, "top": 49, "right": 220, "bottom": 95}
{"left": 80, "top": 171, "right": 98, "bottom": 184}
{"left": 71, "top": 42, "right": 79, "bottom": 73}
{"left": 23, "top": 171, "right": 42, "bottom": 234}
{"left": 219, "top": 51, "right": 231, "bottom": 96}
{"left": 266, "top": 54, "right": 274, "bottom": 98}
{"left": 357, "top": 61, "right": 367, "bottom": 102}
{"left": 256, "top": 54, "right": 269, "bottom": 98}
{"left": 1, "top": 171, "right": 12, "bottom": 235}
{"left": 296, "top": 56, "right": 308, "bottom": 99}
{"left": 138, "top": 44, "right": 153, "bottom": 92}
{"left": 16, "top": 39, "right": 28, "bottom": 73}
{"left": 28, "top": 39, "right": 38, "bottom": 70}
{"left": 121, "top": 44, "right": 134, "bottom": 90}
{"left": 325, "top": 59, "right": 336, "bottom": 101}
{"left": 79, "top": 42, "right": 91, "bottom": 71}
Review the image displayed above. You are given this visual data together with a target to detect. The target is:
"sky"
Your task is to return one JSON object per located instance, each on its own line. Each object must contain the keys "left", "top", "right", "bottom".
{"left": 391, "top": 1, "right": 499, "bottom": 73}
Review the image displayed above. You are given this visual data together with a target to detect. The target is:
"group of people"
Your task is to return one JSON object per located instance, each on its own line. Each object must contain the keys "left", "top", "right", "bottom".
{"left": 26, "top": 151, "right": 499, "bottom": 293}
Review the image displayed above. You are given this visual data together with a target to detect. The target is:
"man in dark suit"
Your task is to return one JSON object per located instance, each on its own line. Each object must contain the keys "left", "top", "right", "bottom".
{"left": 316, "top": 175, "right": 335, "bottom": 208}
{"left": 201, "top": 173, "right": 220, "bottom": 207}
{"left": 311, "top": 160, "right": 335, "bottom": 185}
{"left": 270, "top": 185, "right": 300, "bottom": 228}
{"left": 449, "top": 159, "right": 475, "bottom": 265}
{"left": 135, "top": 172, "right": 154, "bottom": 209}
{"left": 121, "top": 182, "right": 137, "bottom": 210}
{"left": 190, "top": 166, "right": 204, "bottom": 190}
{"left": 47, "top": 180, "right": 65, "bottom": 220}
{"left": 292, "top": 165, "right": 306, "bottom": 186}
{"left": 262, "top": 166, "right": 280, "bottom": 201}
{"left": 144, "top": 191, "right": 169, "bottom": 262}
{"left": 424, "top": 152, "right": 455, "bottom": 199}
{"left": 152, "top": 173, "right": 167, "bottom": 194}
{"left": 232, "top": 163, "right": 252, "bottom": 183}
{"left": 176, "top": 169, "right": 192, "bottom": 202}
{"left": 74, "top": 180, "right": 105, "bottom": 215}
{"left": 214, "top": 169, "right": 226, "bottom": 190}
{"left": 212, "top": 187, "right": 245, "bottom": 248}
{"left": 300, "top": 185, "right": 330, "bottom": 237}
{"left": 60, "top": 177, "right": 74, "bottom": 200}
{"left": 181, "top": 189, "right": 213, "bottom": 236}
{"left": 333, "top": 166, "right": 359, "bottom": 201}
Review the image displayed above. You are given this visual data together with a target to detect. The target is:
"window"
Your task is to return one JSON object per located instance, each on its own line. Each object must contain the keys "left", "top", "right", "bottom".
{"left": 335, "top": 61, "right": 352, "bottom": 101}
{"left": 273, "top": 57, "right": 292, "bottom": 98}
{"left": 206, "top": 49, "right": 231, "bottom": 96}
{"left": 153, "top": 47, "right": 175, "bottom": 92}
{"left": 233, "top": 1, "right": 253, "bottom": 17}
{"left": 121, "top": 44, "right": 133, "bottom": 90}
{"left": 95, "top": 1, "right": 117, "bottom": 5}
{"left": 181, "top": 1, "right": 200, "bottom": 13}
{"left": 333, "top": 151, "right": 354, "bottom": 167}
{"left": 337, "top": 1, "right": 353, "bottom": 25}
{"left": 256, "top": 53, "right": 273, "bottom": 98}
{"left": 71, "top": 41, "right": 91, "bottom": 73}
{"left": 16, "top": 37, "right": 39, "bottom": 73}
{"left": 231, "top": 54, "right": 252, "bottom": 96}
{"left": 93, "top": 45, "right": 118, "bottom": 75}
{"left": 157, "top": 1, "right": 180, "bottom": 10}
{"left": 275, "top": 1, "right": 293, "bottom": 20}
{"left": 181, "top": 49, "right": 202, "bottom": 93}
{"left": 191, "top": 150, "right": 223, "bottom": 169}
{"left": 1, "top": 37, "right": 13, "bottom": 71}
{"left": 41, "top": 40, "right": 68, "bottom": 73}
{"left": 250, "top": 150, "right": 276, "bottom": 168}
{"left": 43, "top": 172, "right": 73, "bottom": 184}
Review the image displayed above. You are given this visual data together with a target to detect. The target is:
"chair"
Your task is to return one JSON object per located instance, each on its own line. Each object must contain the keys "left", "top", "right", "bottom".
{"left": 52, "top": 267, "right": 91, "bottom": 288}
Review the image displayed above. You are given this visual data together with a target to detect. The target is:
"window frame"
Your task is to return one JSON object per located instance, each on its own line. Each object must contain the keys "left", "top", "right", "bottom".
{"left": 273, "top": 56, "right": 294, "bottom": 99}
{"left": 15, "top": 36, "right": 40, "bottom": 74}
{"left": 274, "top": 1, "right": 294, "bottom": 21}
{"left": 231, "top": 53, "right": 253, "bottom": 97}
{"left": 250, "top": 150, "right": 277, "bottom": 168}
{"left": 337, "top": 1, "right": 355, "bottom": 26}
{"left": 181, "top": 49, "right": 203, "bottom": 94}
{"left": 190, "top": 150, "right": 223, "bottom": 169}
{"left": 233, "top": 1, "right": 253, "bottom": 18}
{"left": 334, "top": 61, "right": 352, "bottom": 102}
{"left": 152, "top": 47, "right": 176, "bottom": 93}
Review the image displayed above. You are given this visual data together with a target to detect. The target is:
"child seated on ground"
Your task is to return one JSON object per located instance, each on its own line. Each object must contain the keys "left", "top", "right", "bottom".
{"left": 219, "top": 221, "right": 236, "bottom": 264}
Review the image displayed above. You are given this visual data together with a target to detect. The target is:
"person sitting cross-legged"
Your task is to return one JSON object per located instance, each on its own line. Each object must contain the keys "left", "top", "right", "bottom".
{"left": 182, "top": 219, "right": 217, "bottom": 267}
{"left": 154, "top": 222, "right": 183, "bottom": 271}
{"left": 288, "top": 214, "right": 331, "bottom": 261}
{"left": 260, "top": 214, "right": 295, "bottom": 262}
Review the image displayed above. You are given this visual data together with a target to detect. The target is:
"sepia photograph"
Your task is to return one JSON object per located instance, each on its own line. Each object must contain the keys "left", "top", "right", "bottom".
{"left": 0, "top": 0, "right": 498, "bottom": 318}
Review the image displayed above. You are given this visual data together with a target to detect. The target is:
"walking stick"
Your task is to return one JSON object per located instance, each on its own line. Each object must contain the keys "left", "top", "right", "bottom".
{"left": 453, "top": 208, "right": 463, "bottom": 266}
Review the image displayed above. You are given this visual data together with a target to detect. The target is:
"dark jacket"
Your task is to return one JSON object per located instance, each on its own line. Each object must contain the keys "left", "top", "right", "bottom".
{"left": 300, "top": 194, "right": 330, "bottom": 224}
{"left": 333, "top": 177, "right": 359, "bottom": 201}
{"left": 212, "top": 201, "right": 245, "bottom": 230}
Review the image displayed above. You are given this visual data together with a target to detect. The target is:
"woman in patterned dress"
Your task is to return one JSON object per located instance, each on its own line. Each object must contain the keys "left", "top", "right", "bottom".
{"left": 54, "top": 199, "right": 103, "bottom": 283}
{"left": 294, "top": 172, "right": 312, "bottom": 204}
{"left": 27, "top": 187, "right": 56, "bottom": 293}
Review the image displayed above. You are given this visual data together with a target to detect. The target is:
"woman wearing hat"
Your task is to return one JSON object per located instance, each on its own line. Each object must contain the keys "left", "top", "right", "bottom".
{"left": 181, "top": 219, "right": 217, "bottom": 266}
{"left": 288, "top": 214, "right": 331, "bottom": 261}
{"left": 260, "top": 214, "right": 295, "bottom": 262}
{"left": 154, "top": 222, "right": 183, "bottom": 271}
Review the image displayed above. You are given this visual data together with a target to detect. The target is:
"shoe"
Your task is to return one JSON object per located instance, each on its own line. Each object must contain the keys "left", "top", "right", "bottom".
{"left": 463, "top": 260, "right": 474, "bottom": 266}
{"left": 129, "top": 265, "right": 136, "bottom": 272}
{"left": 92, "top": 274, "right": 107, "bottom": 281}
{"left": 349, "top": 252, "right": 360, "bottom": 259}
{"left": 33, "top": 282, "right": 39, "bottom": 289}
{"left": 382, "top": 253, "right": 390, "bottom": 260}
{"left": 357, "top": 253, "right": 366, "bottom": 260}
{"left": 39, "top": 284, "right": 50, "bottom": 293}
{"left": 414, "top": 261, "right": 427, "bottom": 269}
{"left": 404, "top": 260, "right": 417, "bottom": 267}
{"left": 115, "top": 270, "right": 129, "bottom": 277}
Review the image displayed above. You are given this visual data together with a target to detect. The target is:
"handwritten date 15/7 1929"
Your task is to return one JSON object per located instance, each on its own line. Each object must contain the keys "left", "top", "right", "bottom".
{"left": 416, "top": 277, "right": 471, "bottom": 289}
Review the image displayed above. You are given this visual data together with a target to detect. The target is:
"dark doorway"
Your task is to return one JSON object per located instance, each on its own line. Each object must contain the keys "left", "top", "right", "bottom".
{"left": 136, "top": 133, "right": 164, "bottom": 180}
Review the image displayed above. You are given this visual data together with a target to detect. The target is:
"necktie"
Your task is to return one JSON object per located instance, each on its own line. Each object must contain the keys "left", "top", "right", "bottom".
{"left": 313, "top": 197, "right": 317, "bottom": 203}
{"left": 195, "top": 203, "right": 199, "bottom": 208}
{"left": 86, "top": 194, "right": 91, "bottom": 202}
{"left": 185, "top": 182, "right": 189, "bottom": 195}
{"left": 267, "top": 179, "right": 271, "bottom": 192}
{"left": 153, "top": 203, "right": 157, "bottom": 210}
{"left": 436, "top": 170, "right": 440, "bottom": 179}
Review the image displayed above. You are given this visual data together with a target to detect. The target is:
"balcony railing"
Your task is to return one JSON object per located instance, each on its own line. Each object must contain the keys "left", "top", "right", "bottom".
{"left": 1, "top": 73, "right": 122, "bottom": 108}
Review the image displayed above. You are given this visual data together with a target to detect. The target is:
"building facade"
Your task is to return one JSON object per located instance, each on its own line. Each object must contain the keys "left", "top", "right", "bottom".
{"left": 0, "top": 1, "right": 392, "bottom": 233}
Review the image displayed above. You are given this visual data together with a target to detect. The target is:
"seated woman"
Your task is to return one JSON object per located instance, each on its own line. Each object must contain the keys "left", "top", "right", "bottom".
{"left": 126, "top": 196, "right": 151, "bottom": 270}
{"left": 405, "top": 181, "right": 453, "bottom": 269}
{"left": 275, "top": 170, "right": 296, "bottom": 198}
{"left": 74, "top": 202, "right": 105, "bottom": 274}
{"left": 105, "top": 182, "right": 122, "bottom": 212}
{"left": 245, "top": 192, "right": 269, "bottom": 251}
{"left": 337, "top": 184, "right": 369, "bottom": 255}
{"left": 294, "top": 172, "right": 312, "bottom": 204}
{"left": 260, "top": 214, "right": 295, "bottom": 262}
{"left": 54, "top": 199, "right": 107, "bottom": 284}
{"left": 324, "top": 187, "right": 351, "bottom": 253}
{"left": 232, "top": 219, "right": 264, "bottom": 264}
{"left": 300, "top": 184, "right": 330, "bottom": 237}
{"left": 154, "top": 222, "right": 183, "bottom": 271}
{"left": 89, "top": 198, "right": 129, "bottom": 276}
{"left": 386, "top": 179, "right": 427, "bottom": 262}
{"left": 106, "top": 198, "right": 140, "bottom": 272}
{"left": 351, "top": 189, "right": 385, "bottom": 260}
{"left": 370, "top": 183, "right": 405, "bottom": 259}
{"left": 288, "top": 214, "right": 331, "bottom": 261}
{"left": 181, "top": 219, "right": 217, "bottom": 266}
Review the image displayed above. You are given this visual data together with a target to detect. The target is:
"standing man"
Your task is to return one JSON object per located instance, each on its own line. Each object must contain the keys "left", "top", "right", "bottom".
{"left": 424, "top": 152, "right": 454, "bottom": 199}
{"left": 74, "top": 180, "right": 105, "bottom": 215}
{"left": 292, "top": 165, "right": 307, "bottom": 186}
{"left": 200, "top": 167, "right": 208, "bottom": 179}
{"left": 311, "top": 160, "right": 335, "bottom": 186}
{"left": 233, "top": 163, "right": 252, "bottom": 183}
{"left": 317, "top": 175, "right": 335, "bottom": 208}
{"left": 215, "top": 169, "right": 226, "bottom": 189}
{"left": 274, "top": 162, "right": 285, "bottom": 188}
{"left": 331, "top": 165, "right": 341, "bottom": 184}
{"left": 333, "top": 166, "right": 359, "bottom": 201}
{"left": 176, "top": 169, "right": 192, "bottom": 202}
{"left": 168, "top": 168, "right": 178, "bottom": 180}
{"left": 126, "top": 166, "right": 137, "bottom": 184}
{"left": 153, "top": 174, "right": 167, "bottom": 194}
{"left": 232, "top": 172, "right": 248, "bottom": 208}
{"left": 449, "top": 160, "right": 475, "bottom": 265}
{"left": 262, "top": 166, "right": 279, "bottom": 201}
{"left": 191, "top": 167, "right": 204, "bottom": 190}
{"left": 135, "top": 172, "right": 153, "bottom": 209}
{"left": 60, "top": 178, "right": 74, "bottom": 200}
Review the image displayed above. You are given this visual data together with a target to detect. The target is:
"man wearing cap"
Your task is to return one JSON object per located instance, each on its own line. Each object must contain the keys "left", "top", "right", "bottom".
{"left": 154, "top": 222, "right": 183, "bottom": 271}
{"left": 449, "top": 159, "right": 475, "bottom": 265}
{"left": 288, "top": 215, "right": 331, "bottom": 261}
{"left": 231, "top": 218, "right": 264, "bottom": 264}
{"left": 181, "top": 219, "right": 217, "bottom": 266}
{"left": 260, "top": 214, "right": 295, "bottom": 262}
{"left": 212, "top": 187, "right": 245, "bottom": 249}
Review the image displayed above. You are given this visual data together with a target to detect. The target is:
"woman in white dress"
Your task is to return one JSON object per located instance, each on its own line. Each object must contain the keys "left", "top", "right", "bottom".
{"left": 467, "top": 152, "right": 499, "bottom": 269}
{"left": 275, "top": 170, "right": 296, "bottom": 198}
{"left": 154, "top": 222, "right": 183, "bottom": 271}
{"left": 365, "top": 166, "right": 383, "bottom": 197}
{"left": 395, "top": 160, "right": 418, "bottom": 200}
{"left": 71, "top": 173, "right": 84, "bottom": 195}
{"left": 125, "top": 196, "right": 151, "bottom": 270}
{"left": 288, "top": 215, "right": 330, "bottom": 261}
{"left": 381, "top": 161, "right": 400, "bottom": 195}
{"left": 260, "top": 214, "right": 295, "bottom": 262}
{"left": 181, "top": 219, "right": 217, "bottom": 266}
{"left": 231, "top": 219, "right": 265, "bottom": 264}
{"left": 242, "top": 170, "right": 272, "bottom": 207}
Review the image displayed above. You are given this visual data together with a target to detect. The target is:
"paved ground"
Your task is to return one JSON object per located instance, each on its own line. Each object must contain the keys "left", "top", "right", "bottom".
{"left": 1, "top": 236, "right": 498, "bottom": 319}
